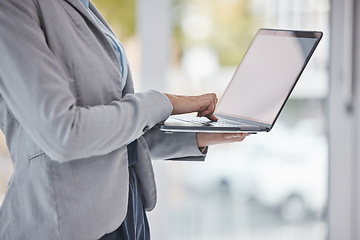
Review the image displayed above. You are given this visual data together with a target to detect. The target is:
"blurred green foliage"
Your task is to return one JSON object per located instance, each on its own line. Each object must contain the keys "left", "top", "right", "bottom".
{"left": 173, "top": 0, "right": 259, "bottom": 66}
{"left": 92, "top": 0, "right": 135, "bottom": 39}
{"left": 92, "top": 0, "right": 258, "bottom": 66}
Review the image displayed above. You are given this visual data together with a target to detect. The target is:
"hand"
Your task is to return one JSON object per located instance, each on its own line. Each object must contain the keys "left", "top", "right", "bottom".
{"left": 164, "top": 93, "right": 218, "bottom": 121}
{"left": 196, "top": 132, "right": 249, "bottom": 148}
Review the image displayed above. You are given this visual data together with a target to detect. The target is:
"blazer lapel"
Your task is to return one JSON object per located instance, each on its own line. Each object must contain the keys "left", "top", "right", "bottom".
{"left": 63, "top": 0, "right": 115, "bottom": 35}
{"left": 63, "top": 0, "right": 95, "bottom": 25}
{"left": 62, "top": 0, "right": 122, "bottom": 73}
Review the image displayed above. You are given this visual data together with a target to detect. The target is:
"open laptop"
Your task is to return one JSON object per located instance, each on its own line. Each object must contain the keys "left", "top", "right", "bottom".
{"left": 159, "top": 28, "right": 323, "bottom": 133}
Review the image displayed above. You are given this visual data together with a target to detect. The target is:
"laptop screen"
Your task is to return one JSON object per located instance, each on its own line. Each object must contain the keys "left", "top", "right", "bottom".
{"left": 214, "top": 29, "right": 322, "bottom": 126}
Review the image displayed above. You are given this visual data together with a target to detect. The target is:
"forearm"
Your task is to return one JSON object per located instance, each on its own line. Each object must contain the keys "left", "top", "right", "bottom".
{"left": 143, "top": 129, "right": 206, "bottom": 161}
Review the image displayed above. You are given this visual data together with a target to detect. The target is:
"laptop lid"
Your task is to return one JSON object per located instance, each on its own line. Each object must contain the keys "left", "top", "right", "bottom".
{"left": 214, "top": 28, "right": 323, "bottom": 131}
{"left": 159, "top": 28, "right": 323, "bottom": 133}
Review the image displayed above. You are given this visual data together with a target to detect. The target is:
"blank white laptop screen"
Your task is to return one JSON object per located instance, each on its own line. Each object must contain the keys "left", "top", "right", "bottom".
{"left": 159, "top": 29, "right": 322, "bottom": 133}
{"left": 214, "top": 31, "right": 319, "bottom": 125}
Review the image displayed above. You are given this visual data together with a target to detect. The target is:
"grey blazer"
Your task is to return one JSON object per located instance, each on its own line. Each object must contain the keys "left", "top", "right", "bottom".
{"left": 0, "top": 0, "right": 205, "bottom": 239}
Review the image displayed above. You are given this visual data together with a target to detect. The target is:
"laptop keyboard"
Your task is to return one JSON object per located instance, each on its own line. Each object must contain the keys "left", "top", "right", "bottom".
{"left": 171, "top": 115, "right": 255, "bottom": 128}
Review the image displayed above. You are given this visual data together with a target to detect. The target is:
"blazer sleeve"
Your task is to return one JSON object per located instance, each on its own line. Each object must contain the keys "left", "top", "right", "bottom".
{"left": 143, "top": 128, "right": 207, "bottom": 161}
{"left": 0, "top": 1, "right": 173, "bottom": 162}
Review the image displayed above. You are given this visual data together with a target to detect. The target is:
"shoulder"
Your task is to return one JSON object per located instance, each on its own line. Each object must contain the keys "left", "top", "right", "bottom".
{"left": 0, "top": 0, "right": 42, "bottom": 30}
{"left": 0, "top": 0, "right": 40, "bottom": 19}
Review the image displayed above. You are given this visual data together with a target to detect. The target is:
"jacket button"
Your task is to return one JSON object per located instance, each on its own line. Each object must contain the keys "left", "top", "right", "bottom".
{"left": 143, "top": 126, "right": 150, "bottom": 133}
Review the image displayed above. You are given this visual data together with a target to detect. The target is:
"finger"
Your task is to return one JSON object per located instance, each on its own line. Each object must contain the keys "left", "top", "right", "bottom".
{"left": 213, "top": 94, "right": 218, "bottom": 105}
{"left": 208, "top": 93, "right": 217, "bottom": 103}
{"left": 197, "top": 104, "right": 215, "bottom": 118}
{"left": 206, "top": 93, "right": 217, "bottom": 104}
{"left": 205, "top": 96, "right": 217, "bottom": 114}
{"left": 223, "top": 133, "right": 248, "bottom": 141}
{"left": 197, "top": 94, "right": 217, "bottom": 117}
{"left": 198, "top": 108, "right": 210, "bottom": 116}
{"left": 201, "top": 94, "right": 217, "bottom": 110}
{"left": 210, "top": 94, "right": 217, "bottom": 109}
{"left": 206, "top": 113, "right": 218, "bottom": 122}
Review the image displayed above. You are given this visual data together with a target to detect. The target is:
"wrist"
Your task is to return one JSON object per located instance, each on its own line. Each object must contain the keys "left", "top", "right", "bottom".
{"left": 196, "top": 133, "right": 208, "bottom": 153}
{"left": 196, "top": 132, "right": 210, "bottom": 148}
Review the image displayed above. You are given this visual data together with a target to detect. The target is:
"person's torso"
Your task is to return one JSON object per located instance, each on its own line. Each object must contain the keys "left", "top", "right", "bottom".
{"left": 0, "top": 1, "right": 155, "bottom": 239}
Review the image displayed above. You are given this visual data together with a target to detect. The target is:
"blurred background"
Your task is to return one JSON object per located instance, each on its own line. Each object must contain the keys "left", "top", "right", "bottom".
{"left": 2, "top": 0, "right": 359, "bottom": 239}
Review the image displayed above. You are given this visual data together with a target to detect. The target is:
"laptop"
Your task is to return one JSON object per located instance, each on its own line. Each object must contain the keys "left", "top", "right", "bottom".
{"left": 159, "top": 28, "right": 323, "bottom": 133}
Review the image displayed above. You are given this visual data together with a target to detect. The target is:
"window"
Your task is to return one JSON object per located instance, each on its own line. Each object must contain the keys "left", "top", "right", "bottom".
{"left": 147, "top": 0, "right": 330, "bottom": 239}
{"left": 0, "top": 1, "right": 331, "bottom": 239}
